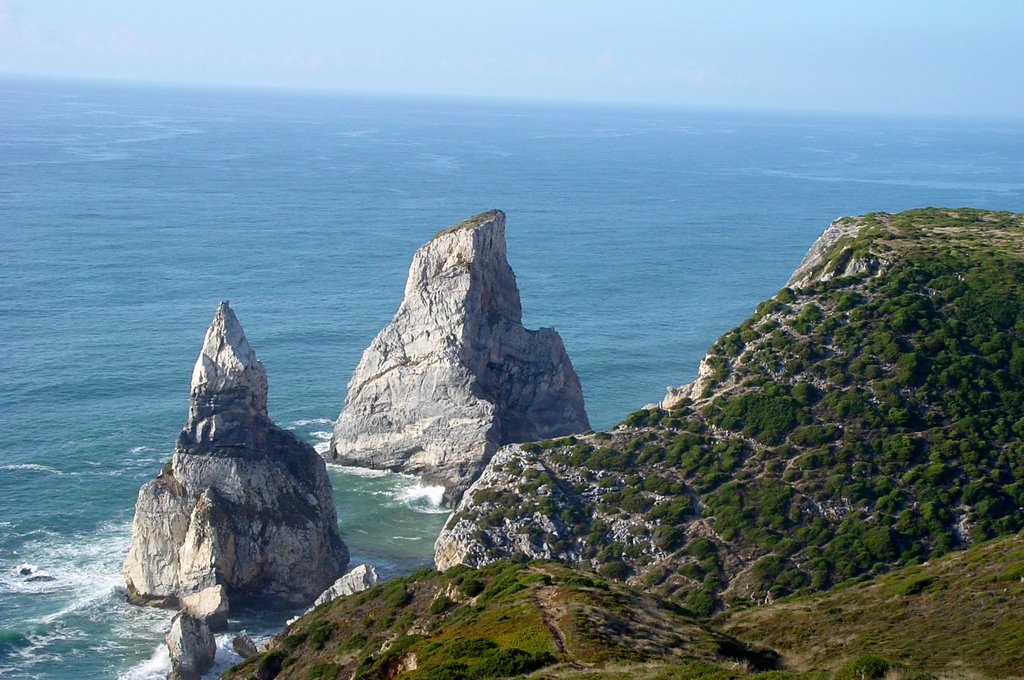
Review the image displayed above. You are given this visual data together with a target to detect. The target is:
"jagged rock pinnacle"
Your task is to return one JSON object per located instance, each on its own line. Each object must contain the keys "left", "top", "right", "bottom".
{"left": 189, "top": 300, "right": 268, "bottom": 413}
{"left": 328, "top": 210, "right": 590, "bottom": 503}
{"left": 124, "top": 303, "right": 348, "bottom": 610}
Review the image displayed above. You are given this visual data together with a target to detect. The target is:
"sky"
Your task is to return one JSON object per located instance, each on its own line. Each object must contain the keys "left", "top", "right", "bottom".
{"left": 2, "top": 0, "right": 1022, "bottom": 117}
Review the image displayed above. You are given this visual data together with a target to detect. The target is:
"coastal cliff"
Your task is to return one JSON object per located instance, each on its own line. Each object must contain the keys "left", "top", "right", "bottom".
{"left": 123, "top": 302, "right": 348, "bottom": 611}
{"left": 328, "top": 210, "right": 590, "bottom": 503}
{"left": 227, "top": 208, "right": 1024, "bottom": 680}
{"left": 434, "top": 208, "right": 1024, "bottom": 612}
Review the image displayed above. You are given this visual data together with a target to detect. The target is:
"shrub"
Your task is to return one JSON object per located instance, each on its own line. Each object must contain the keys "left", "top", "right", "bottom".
{"left": 683, "top": 589, "right": 715, "bottom": 617}
{"left": 477, "top": 648, "right": 556, "bottom": 677}
{"left": 428, "top": 595, "right": 454, "bottom": 615}
{"left": 832, "top": 654, "right": 891, "bottom": 680}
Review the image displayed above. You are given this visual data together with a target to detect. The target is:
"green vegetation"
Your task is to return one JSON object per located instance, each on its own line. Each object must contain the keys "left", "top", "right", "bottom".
{"left": 223, "top": 561, "right": 782, "bottom": 680}
{"left": 443, "top": 208, "right": 1024, "bottom": 610}
{"left": 236, "top": 209, "right": 1024, "bottom": 680}
{"left": 721, "top": 531, "right": 1024, "bottom": 678}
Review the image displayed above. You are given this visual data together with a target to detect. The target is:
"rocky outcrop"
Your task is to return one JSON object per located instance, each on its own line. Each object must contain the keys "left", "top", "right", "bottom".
{"left": 180, "top": 584, "right": 229, "bottom": 631}
{"left": 786, "top": 215, "right": 881, "bottom": 289}
{"left": 313, "top": 563, "right": 379, "bottom": 606}
{"left": 434, "top": 445, "right": 578, "bottom": 571}
{"left": 287, "top": 563, "right": 380, "bottom": 625}
{"left": 231, "top": 630, "right": 259, "bottom": 659}
{"left": 328, "top": 210, "right": 590, "bottom": 503}
{"left": 124, "top": 301, "right": 348, "bottom": 611}
{"left": 661, "top": 214, "right": 883, "bottom": 410}
{"left": 166, "top": 611, "right": 216, "bottom": 680}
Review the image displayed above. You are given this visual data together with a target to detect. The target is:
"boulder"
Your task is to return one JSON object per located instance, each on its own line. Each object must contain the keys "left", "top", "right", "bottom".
{"left": 180, "top": 584, "right": 229, "bottom": 631}
{"left": 313, "top": 563, "right": 379, "bottom": 606}
{"left": 288, "top": 563, "right": 379, "bottom": 626}
{"left": 166, "top": 611, "right": 216, "bottom": 680}
{"left": 231, "top": 630, "right": 259, "bottom": 659}
{"left": 124, "top": 301, "right": 348, "bottom": 610}
{"left": 328, "top": 211, "right": 589, "bottom": 502}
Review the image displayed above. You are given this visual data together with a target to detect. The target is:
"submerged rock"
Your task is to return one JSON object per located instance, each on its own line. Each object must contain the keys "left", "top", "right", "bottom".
{"left": 166, "top": 611, "right": 216, "bottom": 680}
{"left": 123, "top": 302, "right": 348, "bottom": 610}
{"left": 328, "top": 210, "right": 590, "bottom": 502}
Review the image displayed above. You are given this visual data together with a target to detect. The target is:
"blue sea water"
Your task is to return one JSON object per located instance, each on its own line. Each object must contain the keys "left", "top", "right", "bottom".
{"left": 1, "top": 75, "right": 1023, "bottom": 678}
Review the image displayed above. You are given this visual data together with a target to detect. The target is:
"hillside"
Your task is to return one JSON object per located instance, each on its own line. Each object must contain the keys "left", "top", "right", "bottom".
{"left": 435, "top": 208, "right": 1024, "bottom": 612}
{"left": 222, "top": 560, "right": 788, "bottom": 680}
{"left": 224, "top": 532, "right": 1024, "bottom": 679}
{"left": 720, "top": 530, "right": 1024, "bottom": 678}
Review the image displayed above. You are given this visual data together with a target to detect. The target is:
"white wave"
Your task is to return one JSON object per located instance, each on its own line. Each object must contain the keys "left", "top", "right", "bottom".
{"left": 292, "top": 418, "right": 333, "bottom": 427}
{"left": 328, "top": 465, "right": 390, "bottom": 478}
{"left": 2, "top": 522, "right": 128, "bottom": 607}
{"left": 128, "top": 446, "right": 150, "bottom": 455}
{"left": 392, "top": 536, "right": 422, "bottom": 541}
{"left": 118, "top": 643, "right": 170, "bottom": 680}
{"left": 314, "top": 442, "right": 331, "bottom": 455}
{"left": 394, "top": 483, "right": 446, "bottom": 510}
{"left": 208, "top": 634, "right": 244, "bottom": 677}
{"left": 0, "top": 464, "right": 64, "bottom": 475}
{"left": 311, "top": 430, "right": 332, "bottom": 441}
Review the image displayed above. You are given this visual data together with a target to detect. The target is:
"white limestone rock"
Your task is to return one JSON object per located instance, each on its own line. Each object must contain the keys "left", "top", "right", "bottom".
{"left": 180, "top": 584, "right": 229, "bottom": 632}
{"left": 287, "top": 563, "right": 379, "bottom": 626}
{"left": 166, "top": 611, "right": 216, "bottom": 680}
{"left": 314, "top": 563, "right": 379, "bottom": 606}
{"left": 786, "top": 215, "right": 878, "bottom": 289}
{"left": 328, "top": 211, "right": 590, "bottom": 503}
{"left": 124, "top": 302, "right": 348, "bottom": 610}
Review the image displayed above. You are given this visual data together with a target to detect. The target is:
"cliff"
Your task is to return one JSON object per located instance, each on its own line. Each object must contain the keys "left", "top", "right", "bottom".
{"left": 123, "top": 302, "right": 348, "bottom": 611}
{"left": 435, "top": 208, "right": 1024, "bottom": 612}
{"left": 328, "top": 210, "right": 590, "bottom": 503}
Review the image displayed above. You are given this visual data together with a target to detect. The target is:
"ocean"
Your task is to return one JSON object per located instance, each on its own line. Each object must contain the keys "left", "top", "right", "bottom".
{"left": 1, "top": 75, "right": 1022, "bottom": 678}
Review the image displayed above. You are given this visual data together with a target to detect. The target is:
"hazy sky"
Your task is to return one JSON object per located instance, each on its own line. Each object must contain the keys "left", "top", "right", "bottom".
{"left": 2, "top": 1, "right": 1022, "bottom": 117}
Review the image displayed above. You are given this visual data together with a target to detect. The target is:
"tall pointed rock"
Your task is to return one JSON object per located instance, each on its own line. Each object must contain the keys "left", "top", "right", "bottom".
{"left": 124, "top": 302, "right": 348, "bottom": 610}
{"left": 328, "top": 211, "right": 590, "bottom": 502}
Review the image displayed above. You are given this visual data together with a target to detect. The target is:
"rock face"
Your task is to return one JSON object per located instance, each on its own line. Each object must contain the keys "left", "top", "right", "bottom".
{"left": 328, "top": 210, "right": 590, "bottom": 502}
{"left": 166, "top": 611, "right": 216, "bottom": 680}
{"left": 786, "top": 215, "right": 877, "bottom": 289}
{"left": 124, "top": 301, "right": 348, "bottom": 609}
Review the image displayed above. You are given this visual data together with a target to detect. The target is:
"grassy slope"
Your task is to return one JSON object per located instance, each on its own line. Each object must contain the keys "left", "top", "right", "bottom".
{"left": 223, "top": 561, "right": 791, "bottom": 680}
{"left": 720, "top": 530, "right": 1024, "bottom": 679}
{"left": 222, "top": 534, "right": 1024, "bottom": 680}
{"left": 441, "top": 208, "right": 1024, "bottom": 611}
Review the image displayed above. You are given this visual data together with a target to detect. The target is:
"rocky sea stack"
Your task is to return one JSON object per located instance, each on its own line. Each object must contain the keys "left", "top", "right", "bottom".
{"left": 123, "top": 302, "right": 348, "bottom": 612}
{"left": 328, "top": 210, "right": 590, "bottom": 503}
